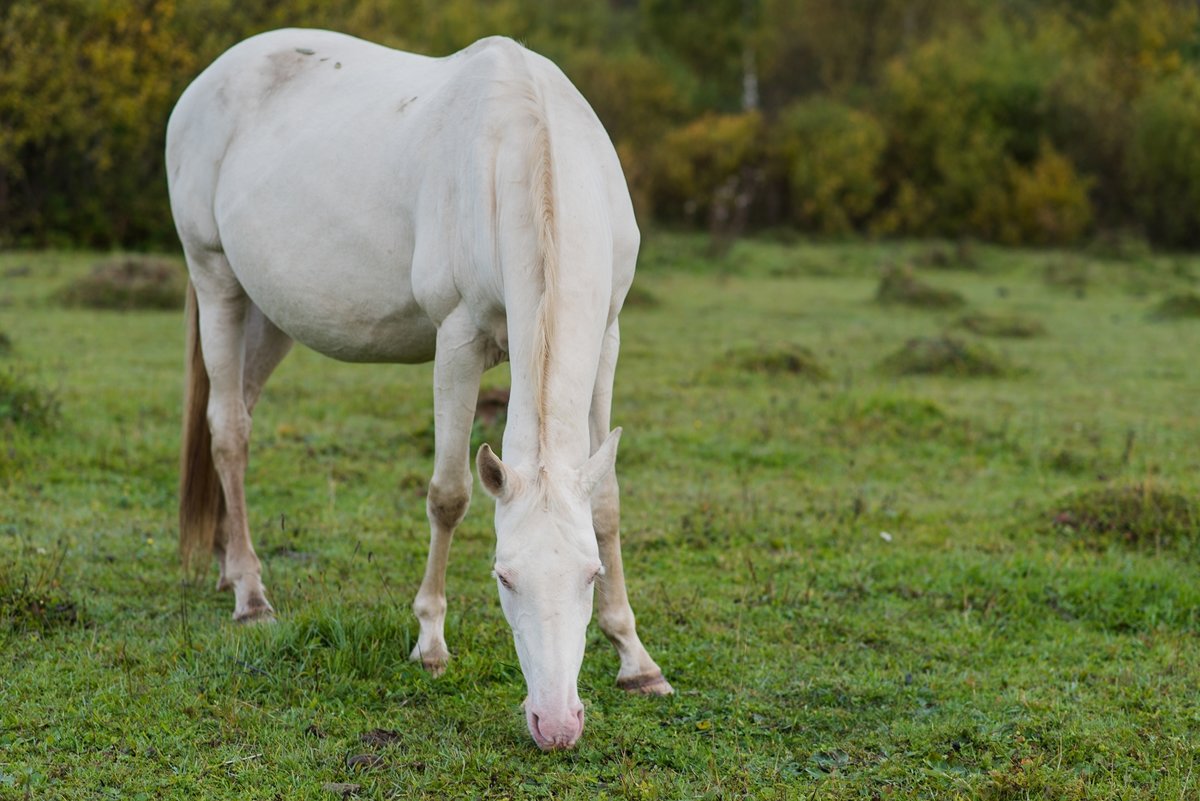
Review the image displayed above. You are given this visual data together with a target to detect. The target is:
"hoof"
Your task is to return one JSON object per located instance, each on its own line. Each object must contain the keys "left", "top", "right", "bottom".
{"left": 233, "top": 603, "right": 276, "bottom": 624}
{"left": 617, "top": 671, "right": 674, "bottom": 696}
{"left": 409, "top": 644, "right": 449, "bottom": 677}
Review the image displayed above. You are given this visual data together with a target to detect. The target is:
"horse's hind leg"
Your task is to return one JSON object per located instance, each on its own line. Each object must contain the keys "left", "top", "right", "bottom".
{"left": 589, "top": 322, "right": 673, "bottom": 695}
{"left": 214, "top": 304, "right": 293, "bottom": 592}
{"left": 190, "top": 261, "right": 275, "bottom": 622}
{"left": 410, "top": 307, "right": 487, "bottom": 674}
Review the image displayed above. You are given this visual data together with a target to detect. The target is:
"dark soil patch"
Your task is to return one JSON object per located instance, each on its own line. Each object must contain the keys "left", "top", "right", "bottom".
{"left": 0, "top": 369, "right": 59, "bottom": 431}
{"left": 728, "top": 342, "right": 830, "bottom": 380}
{"left": 879, "top": 336, "right": 1014, "bottom": 378}
{"left": 875, "top": 264, "right": 965, "bottom": 309}
{"left": 56, "top": 256, "right": 186, "bottom": 310}
{"left": 1052, "top": 481, "right": 1197, "bottom": 555}
{"left": 345, "top": 753, "right": 385, "bottom": 770}
{"left": 0, "top": 331, "right": 11, "bottom": 356}
{"left": 1149, "top": 291, "right": 1200, "bottom": 320}
{"left": 956, "top": 312, "right": 1046, "bottom": 338}
{"left": 359, "top": 729, "right": 401, "bottom": 748}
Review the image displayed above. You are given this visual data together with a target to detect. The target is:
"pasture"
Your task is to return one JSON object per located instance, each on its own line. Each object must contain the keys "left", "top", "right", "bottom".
{"left": 1, "top": 234, "right": 1199, "bottom": 799}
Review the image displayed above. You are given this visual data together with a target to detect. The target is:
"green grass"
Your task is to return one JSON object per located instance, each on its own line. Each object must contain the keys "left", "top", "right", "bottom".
{"left": 2, "top": 235, "right": 1200, "bottom": 799}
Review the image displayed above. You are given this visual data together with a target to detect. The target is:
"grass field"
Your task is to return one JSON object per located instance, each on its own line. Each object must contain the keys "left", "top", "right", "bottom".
{"left": 2, "top": 234, "right": 1199, "bottom": 799}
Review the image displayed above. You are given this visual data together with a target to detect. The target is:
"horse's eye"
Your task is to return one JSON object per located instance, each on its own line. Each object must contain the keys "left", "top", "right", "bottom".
{"left": 493, "top": 569, "right": 515, "bottom": 591}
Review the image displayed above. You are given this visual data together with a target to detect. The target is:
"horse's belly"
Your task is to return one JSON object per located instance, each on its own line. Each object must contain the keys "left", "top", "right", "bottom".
{"left": 227, "top": 240, "right": 438, "bottom": 365}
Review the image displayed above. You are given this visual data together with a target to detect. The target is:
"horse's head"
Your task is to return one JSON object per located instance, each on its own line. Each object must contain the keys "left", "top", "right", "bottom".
{"left": 475, "top": 429, "right": 621, "bottom": 751}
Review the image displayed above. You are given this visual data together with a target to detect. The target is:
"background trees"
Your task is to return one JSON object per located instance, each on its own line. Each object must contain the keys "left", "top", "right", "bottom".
{"left": 4, "top": 0, "right": 1200, "bottom": 249}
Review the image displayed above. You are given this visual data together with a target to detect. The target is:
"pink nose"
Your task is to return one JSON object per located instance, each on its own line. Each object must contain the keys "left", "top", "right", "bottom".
{"left": 527, "top": 703, "right": 585, "bottom": 751}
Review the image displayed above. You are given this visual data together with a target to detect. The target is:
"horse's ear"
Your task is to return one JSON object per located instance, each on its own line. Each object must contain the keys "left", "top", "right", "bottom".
{"left": 580, "top": 427, "right": 621, "bottom": 495}
{"left": 477, "top": 443, "right": 516, "bottom": 500}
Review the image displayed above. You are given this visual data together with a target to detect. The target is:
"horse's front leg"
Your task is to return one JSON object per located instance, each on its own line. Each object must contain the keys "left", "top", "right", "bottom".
{"left": 590, "top": 322, "right": 673, "bottom": 695}
{"left": 410, "top": 307, "right": 486, "bottom": 675}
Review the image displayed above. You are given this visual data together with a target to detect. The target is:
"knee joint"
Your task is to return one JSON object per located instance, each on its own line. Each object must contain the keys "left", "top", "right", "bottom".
{"left": 427, "top": 482, "right": 470, "bottom": 529}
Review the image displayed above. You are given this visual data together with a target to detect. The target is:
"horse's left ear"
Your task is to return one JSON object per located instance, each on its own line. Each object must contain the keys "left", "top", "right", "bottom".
{"left": 580, "top": 427, "right": 622, "bottom": 494}
{"left": 477, "top": 443, "right": 517, "bottom": 501}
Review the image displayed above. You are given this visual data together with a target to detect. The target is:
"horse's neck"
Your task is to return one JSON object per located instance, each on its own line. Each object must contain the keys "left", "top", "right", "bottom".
{"left": 485, "top": 63, "right": 614, "bottom": 473}
{"left": 501, "top": 275, "right": 609, "bottom": 473}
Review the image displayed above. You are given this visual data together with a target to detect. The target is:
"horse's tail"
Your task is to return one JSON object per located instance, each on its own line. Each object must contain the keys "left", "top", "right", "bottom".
{"left": 179, "top": 280, "right": 222, "bottom": 572}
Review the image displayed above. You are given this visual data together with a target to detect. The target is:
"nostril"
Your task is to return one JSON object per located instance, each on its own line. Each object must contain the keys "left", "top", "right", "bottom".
{"left": 574, "top": 707, "right": 585, "bottom": 731}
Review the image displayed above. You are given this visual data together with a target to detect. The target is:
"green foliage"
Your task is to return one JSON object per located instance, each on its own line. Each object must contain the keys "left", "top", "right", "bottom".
{"left": 1009, "top": 141, "right": 1093, "bottom": 245}
{"left": 654, "top": 111, "right": 764, "bottom": 223}
{"left": 5, "top": 0, "right": 1200, "bottom": 248}
{"left": 0, "top": 0, "right": 194, "bottom": 247}
{"left": 876, "top": 19, "right": 1070, "bottom": 240}
{"left": 775, "top": 98, "right": 886, "bottom": 235}
{"left": 1129, "top": 67, "right": 1200, "bottom": 247}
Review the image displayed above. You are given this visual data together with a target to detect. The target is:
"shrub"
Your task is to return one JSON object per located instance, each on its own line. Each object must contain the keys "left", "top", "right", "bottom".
{"left": 56, "top": 256, "right": 186, "bottom": 310}
{"left": 876, "top": 18, "right": 1075, "bottom": 242}
{"left": 774, "top": 98, "right": 886, "bottom": 235}
{"left": 654, "top": 111, "right": 765, "bottom": 224}
{"left": 1009, "top": 142, "right": 1093, "bottom": 245}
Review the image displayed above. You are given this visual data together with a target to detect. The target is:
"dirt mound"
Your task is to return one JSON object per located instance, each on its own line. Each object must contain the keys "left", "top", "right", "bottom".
{"left": 728, "top": 342, "right": 830, "bottom": 380}
{"left": 56, "top": 256, "right": 186, "bottom": 310}
{"left": 1052, "top": 481, "right": 1197, "bottom": 554}
{"left": 879, "top": 335, "right": 1014, "bottom": 377}
{"left": 875, "top": 264, "right": 965, "bottom": 309}
{"left": 1150, "top": 291, "right": 1200, "bottom": 320}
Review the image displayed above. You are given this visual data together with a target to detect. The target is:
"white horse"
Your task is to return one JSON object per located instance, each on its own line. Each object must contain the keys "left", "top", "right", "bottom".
{"left": 167, "top": 29, "right": 671, "bottom": 751}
